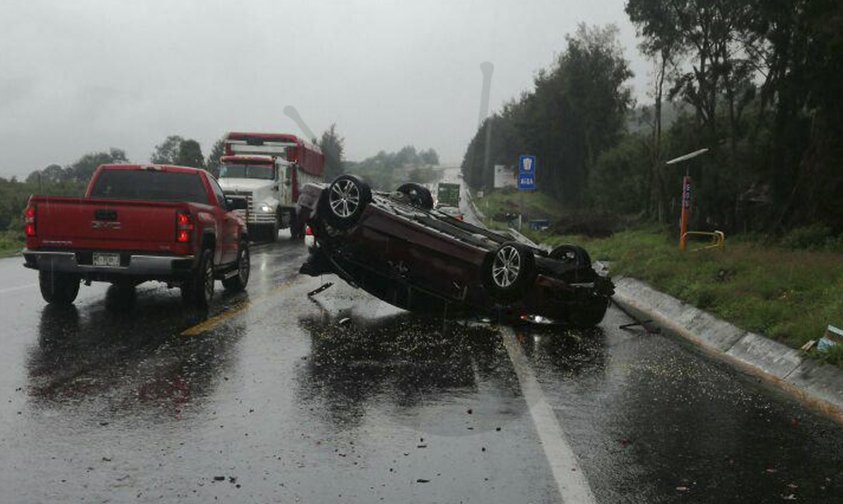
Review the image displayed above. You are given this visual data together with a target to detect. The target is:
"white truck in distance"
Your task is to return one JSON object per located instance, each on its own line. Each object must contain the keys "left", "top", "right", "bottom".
{"left": 218, "top": 132, "right": 324, "bottom": 241}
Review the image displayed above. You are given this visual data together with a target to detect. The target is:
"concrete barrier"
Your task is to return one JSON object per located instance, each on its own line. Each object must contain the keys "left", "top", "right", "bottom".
{"left": 613, "top": 276, "right": 843, "bottom": 424}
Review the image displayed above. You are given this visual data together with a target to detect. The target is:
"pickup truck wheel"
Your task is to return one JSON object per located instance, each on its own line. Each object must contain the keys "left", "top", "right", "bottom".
{"left": 482, "top": 242, "right": 536, "bottom": 299}
{"left": 396, "top": 183, "right": 434, "bottom": 210}
{"left": 39, "top": 271, "right": 80, "bottom": 305}
{"left": 222, "top": 241, "right": 250, "bottom": 291}
{"left": 187, "top": 249, "right": 215, "bottom": 309}
{"left": 322, "top": 175, "right": 372, "bottom": 230}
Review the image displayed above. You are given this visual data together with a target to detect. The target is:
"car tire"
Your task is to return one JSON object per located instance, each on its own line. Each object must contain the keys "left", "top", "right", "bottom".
{"left": 549, "top": 245, "right": 592, "bottom": 266}
{"left": 568, "top": 297, "right": 609, "bottom": 329}
{"left": 321, "top": 175, "right": 372, "bottom": 230}
{"left": 222, "top": 241, "right": 250, "bottom": 291}
{"left": 186, "top": 248, "right": 214, "bottom": 309}
{"left": 396, "top": 183, "right": 434, "bottom": 210}
{"left": 39, "top": 271, "right": 80, "bottom": 305}
{"left": 482, "top": 242, "right": 536, "bottom": 299}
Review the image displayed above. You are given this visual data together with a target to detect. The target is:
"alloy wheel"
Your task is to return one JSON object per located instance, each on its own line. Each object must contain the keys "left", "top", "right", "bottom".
{"left": 329, "top": 179, "right": 360, "bottom": 218}
{"left": 492, "top": 245, "right": 521, "bottom": 288}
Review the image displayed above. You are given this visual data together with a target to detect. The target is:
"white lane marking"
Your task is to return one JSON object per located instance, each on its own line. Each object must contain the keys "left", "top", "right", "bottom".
{"left": 0, "top": 282, "right": 37, "bottom": 295}
{"left": 501, "top": 326, "right": 597, "bottom": 504}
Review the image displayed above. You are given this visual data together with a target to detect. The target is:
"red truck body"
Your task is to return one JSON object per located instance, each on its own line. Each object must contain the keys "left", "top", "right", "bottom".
{"left": 23, "top": 164, "right": 250, "bottom": 307}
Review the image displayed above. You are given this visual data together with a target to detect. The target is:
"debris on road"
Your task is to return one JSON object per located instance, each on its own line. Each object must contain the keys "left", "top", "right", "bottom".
{"left": 307, "top": 282, "right": 334, "bottom": 298}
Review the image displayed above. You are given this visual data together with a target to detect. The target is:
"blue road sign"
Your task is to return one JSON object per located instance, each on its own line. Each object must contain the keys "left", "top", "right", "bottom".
{"left": 519, "top": 155, "right": 536, "bottom": 174}
{"left": 517, "top": 173, "right": 536, "bottom": 191}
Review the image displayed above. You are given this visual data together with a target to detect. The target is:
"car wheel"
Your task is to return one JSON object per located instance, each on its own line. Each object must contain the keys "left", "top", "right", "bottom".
{"left": 222, "top": 241, "right": 250, "bottom": 291}
{"left": 396, "top": 183, "right": 434, "bottom": 210}
{"left": 322, "top": 175, "right": 372, "bottom": 230}
{"left": 482, "top": 242, "right": 536, "bottom": 298}
{"left": 39, "top": 271, "right": 80, "bottom": 305}
{"left": 187, "top": 248, "right": 215, "bottom": 309}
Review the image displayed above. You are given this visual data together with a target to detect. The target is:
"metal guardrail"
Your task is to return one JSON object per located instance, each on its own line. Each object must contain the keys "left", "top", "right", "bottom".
{"left": 681, "top": 230, "right": 726, "bottom": 251}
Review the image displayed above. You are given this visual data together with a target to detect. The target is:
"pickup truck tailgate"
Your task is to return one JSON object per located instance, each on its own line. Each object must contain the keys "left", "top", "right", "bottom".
{"left": 33, "top": 197, "right": 188, "bottom": 252}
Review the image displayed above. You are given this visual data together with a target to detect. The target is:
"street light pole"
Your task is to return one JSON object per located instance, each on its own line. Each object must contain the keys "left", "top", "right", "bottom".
{"left": 666, "top": 148, "right": 709, "bottom": 251}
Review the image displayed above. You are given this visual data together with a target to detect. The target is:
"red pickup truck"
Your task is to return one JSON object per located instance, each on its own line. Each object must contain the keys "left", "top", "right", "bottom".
{"left": 23, "top": 164, "right": 251, "bottom": 308}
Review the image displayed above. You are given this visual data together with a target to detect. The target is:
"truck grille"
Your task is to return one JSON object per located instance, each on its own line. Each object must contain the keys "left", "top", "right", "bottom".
{"left": 225, "top": 191, "right": 275, "bottom": 224}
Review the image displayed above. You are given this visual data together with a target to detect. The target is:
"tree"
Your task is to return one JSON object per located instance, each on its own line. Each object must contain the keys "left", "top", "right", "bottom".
{"left": 151, "top": 135, "right": 205, "bottom": 170}
{"left": 419, "top": 149, "right": 440, "bottom": 165}
{"left": 67, "top": 148, "right": 129, "bottom": 184}
{"left": 319, "top": 124, "right": 345, "bottom": 181}
{"left": 462, "top": 24, "right": 633, "bottom": 204}
{"left": 205, "top": 138, "right": 225, "bottom": 178}
{"left": 175, "top": 139, "right": 204, "bottom": 169}
{"left": 150, "top": 135, "right": 185, "bottom": 164}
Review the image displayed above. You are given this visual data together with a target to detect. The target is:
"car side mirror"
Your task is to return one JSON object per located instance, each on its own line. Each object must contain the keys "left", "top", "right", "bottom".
{"left": 226, "top": 197, "right": 248, "bottom": 211}
{"left": 273, "top": 184, "right": 280, "bottom": 191}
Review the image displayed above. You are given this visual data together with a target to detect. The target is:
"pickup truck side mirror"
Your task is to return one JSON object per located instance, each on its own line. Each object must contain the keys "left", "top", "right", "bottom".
{"left": 226, "top": 197, "right": 248, "bottom": 211}
{"left": 273, "top": 184, "right": 280, "bottom": 191}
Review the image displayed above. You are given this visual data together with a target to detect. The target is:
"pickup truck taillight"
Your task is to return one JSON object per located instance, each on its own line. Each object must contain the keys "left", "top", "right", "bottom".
{"left": 176, "top": 211, "right": 194, "bottom": 243}
{"left": 25, "top": 206, "right": 36, "bottom": 236}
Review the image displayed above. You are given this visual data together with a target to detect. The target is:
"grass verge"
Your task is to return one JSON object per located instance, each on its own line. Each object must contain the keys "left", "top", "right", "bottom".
{"left": 0, "top": 230, "right": 24, "bottom": 257}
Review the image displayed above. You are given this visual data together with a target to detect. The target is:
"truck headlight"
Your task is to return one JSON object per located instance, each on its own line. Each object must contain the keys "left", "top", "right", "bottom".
{"left": 260, "top": 204, "right": 273, "bottom": 213}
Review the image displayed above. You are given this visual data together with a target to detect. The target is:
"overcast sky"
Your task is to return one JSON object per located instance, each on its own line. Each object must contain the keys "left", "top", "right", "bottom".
{"left": 0, "top": 0, "right": 650, "bottom": 178}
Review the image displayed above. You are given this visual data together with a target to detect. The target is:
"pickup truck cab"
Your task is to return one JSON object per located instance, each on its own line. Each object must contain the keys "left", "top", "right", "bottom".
{"left": 23, "top": 164, "right": 251, "bottom": 308}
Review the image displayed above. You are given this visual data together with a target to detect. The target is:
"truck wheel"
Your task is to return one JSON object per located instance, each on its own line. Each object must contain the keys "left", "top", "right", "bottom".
{"left": 222, "top": 241, "right": 250, "bottom": 291}
{"left": 185, "top": 248, "right": 215, "bottom": 309}
{"left": 396, "top": 183, "right": 434, "bottom": 210}
{"left": 39, "top": 271, "right": 80, "bottom": 305}
{"left": 321, "top": 175, "right": 372, "bottom": 230}
{"left": 482, "top": 242, "right": 536, "bottom": 299}
{"left": 268, "top": 213, "right": 280, "bottom": 243}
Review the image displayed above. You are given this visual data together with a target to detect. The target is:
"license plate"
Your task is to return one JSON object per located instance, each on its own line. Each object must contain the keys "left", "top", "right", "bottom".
{"left": 92, "top": 252, "right": 121, "bottom": 268}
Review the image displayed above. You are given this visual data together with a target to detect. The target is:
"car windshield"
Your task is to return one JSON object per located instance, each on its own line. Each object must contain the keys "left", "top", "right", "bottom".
{"left": 89, "top": 169, "right": 209, "bottom": 204}
{"left": 219, "top": 163, "right": 275, "bottom": 180}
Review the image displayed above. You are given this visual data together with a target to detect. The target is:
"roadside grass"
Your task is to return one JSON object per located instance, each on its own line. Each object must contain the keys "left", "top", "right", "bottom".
{"left": 524, "top": 226, "right": 843, "bottom": 367}
{"left": 474, "top": 189, "right": 566, "bottom": 222}
{"left": 0, "top": 230, "right": 24, "bottom": 257}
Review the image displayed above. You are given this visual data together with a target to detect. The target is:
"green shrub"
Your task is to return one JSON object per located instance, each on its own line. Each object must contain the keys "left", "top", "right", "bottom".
{"left": 781, "top": 224, "right": 834, "bottom": 250}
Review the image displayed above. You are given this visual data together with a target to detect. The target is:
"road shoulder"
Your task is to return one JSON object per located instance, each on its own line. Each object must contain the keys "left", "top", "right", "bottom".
{"left": 612, "top": 275, "right": 843, "bottom": 424}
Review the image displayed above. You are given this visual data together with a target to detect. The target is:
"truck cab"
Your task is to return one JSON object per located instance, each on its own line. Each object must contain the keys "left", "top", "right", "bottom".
{"left": 217, "top": 132, "right": 324, "bottom": 242}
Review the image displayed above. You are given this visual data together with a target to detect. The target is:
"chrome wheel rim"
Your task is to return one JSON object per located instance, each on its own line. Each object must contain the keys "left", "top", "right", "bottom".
{"left": 329, "top": 179, "right": 360, "bottom": 218}
{"left": 204, "top": 260, "right": 214, "bottom": 300}
{"left": 239, "top": 248, "right": 250, "bottom": 284}
{"left": 492, "top": 246, "right": 521, "bottom": 288}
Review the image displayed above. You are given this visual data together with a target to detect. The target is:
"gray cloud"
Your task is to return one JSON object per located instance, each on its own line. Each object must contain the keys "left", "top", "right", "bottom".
{"left": 0, "top": 0, "right": 650, "bottom": 177}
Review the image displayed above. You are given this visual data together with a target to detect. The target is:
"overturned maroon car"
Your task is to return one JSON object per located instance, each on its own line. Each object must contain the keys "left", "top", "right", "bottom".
{"left": 298, "top": 175, "right": 614, "bottom": 327}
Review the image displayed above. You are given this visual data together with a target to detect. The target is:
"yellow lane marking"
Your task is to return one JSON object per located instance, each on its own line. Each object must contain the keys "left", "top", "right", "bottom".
{"left": 181, "top": 281, "right": 296, "bottom": 337}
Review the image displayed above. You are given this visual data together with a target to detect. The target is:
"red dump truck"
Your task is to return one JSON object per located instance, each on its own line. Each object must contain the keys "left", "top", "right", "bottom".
{"left": 218, "top": 132, "right": 324, "bottom": 241}
{"left": 22, "top": 164, "right": 250, "bottom": 308}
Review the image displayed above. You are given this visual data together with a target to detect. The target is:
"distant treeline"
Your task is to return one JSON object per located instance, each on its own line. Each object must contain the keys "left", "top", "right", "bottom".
{"left": 462, "top": 0, "right": 843, "bottom": 236}
{"left": 345, "top": 146, "right": 440, "bottom": 190}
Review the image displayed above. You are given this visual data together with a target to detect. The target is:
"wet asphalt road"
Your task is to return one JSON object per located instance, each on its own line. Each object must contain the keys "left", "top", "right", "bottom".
{"left": 2, "top": 233, "right": 843, "bottom": 503}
